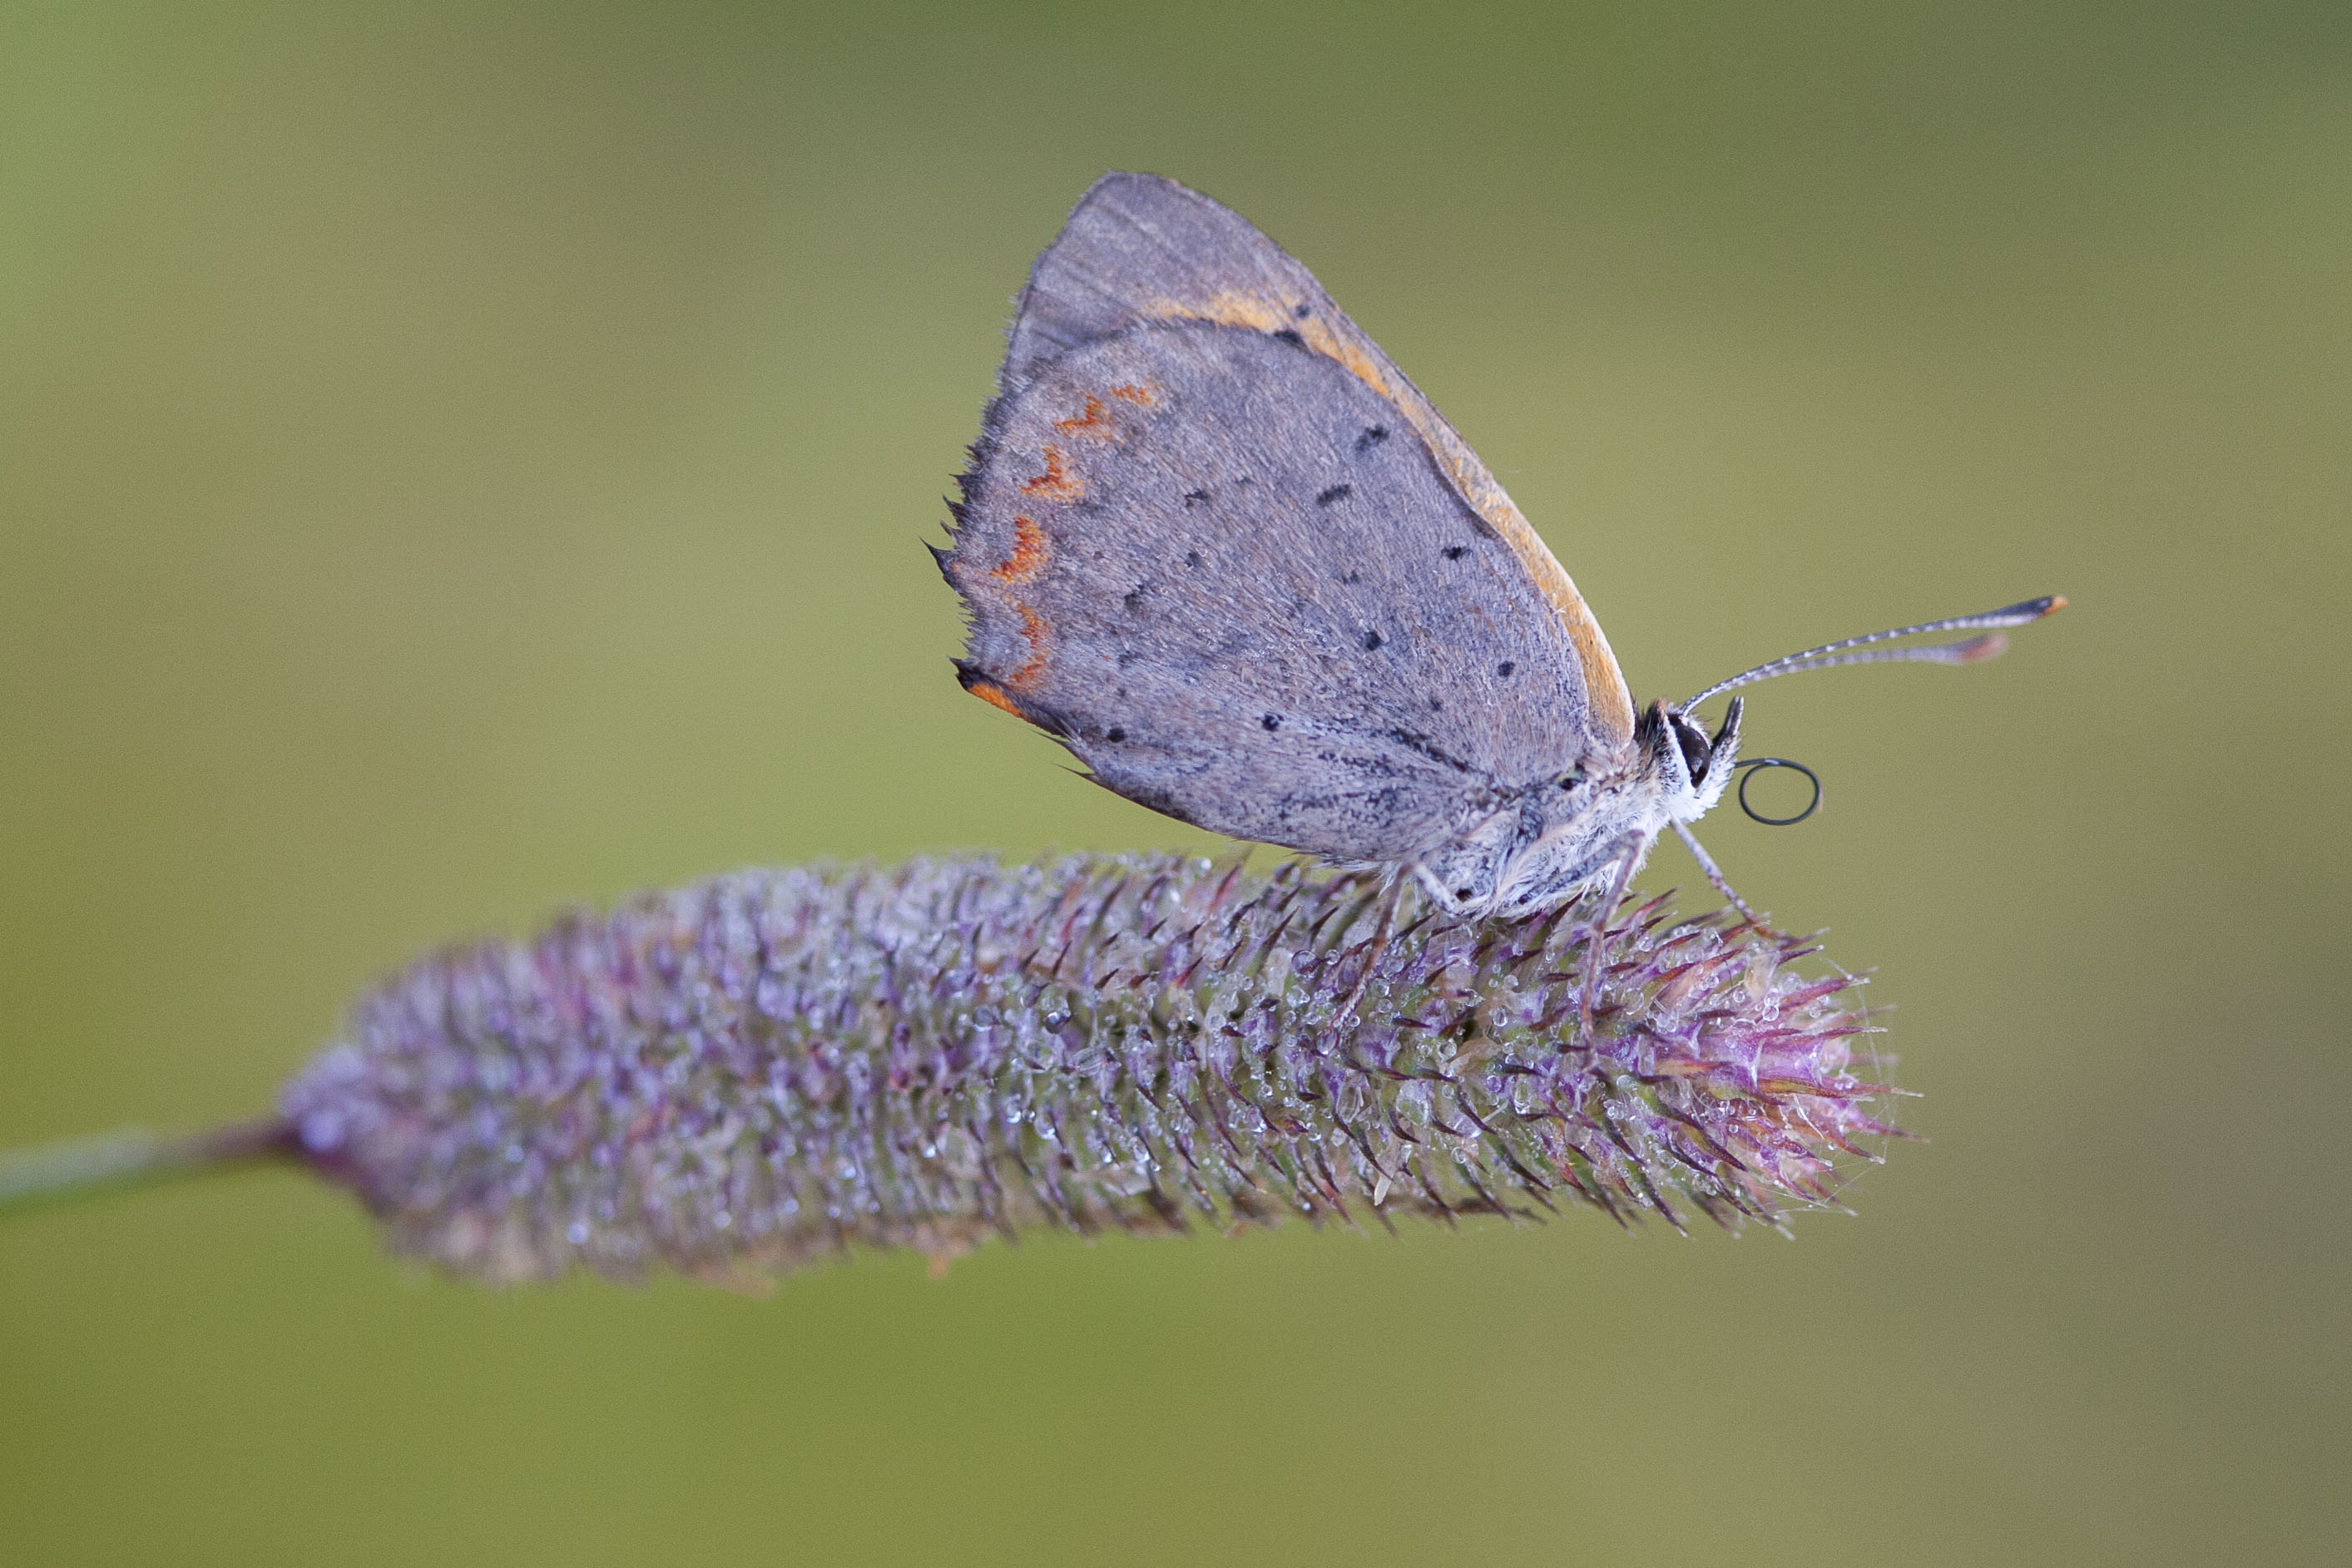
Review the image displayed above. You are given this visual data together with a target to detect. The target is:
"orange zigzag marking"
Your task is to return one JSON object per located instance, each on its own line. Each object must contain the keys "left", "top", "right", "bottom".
{"left": 990, "top": 516, "right": 1047, "bottom": 584}
{"left": 1019, "top": 444, "right": 1082, "bottom": 501}
{"left": 1054, "top": 396, "right": 1112, "bottom": 438}
{"left": 1009, "top": 605, "right": 1051, "bottom": 690}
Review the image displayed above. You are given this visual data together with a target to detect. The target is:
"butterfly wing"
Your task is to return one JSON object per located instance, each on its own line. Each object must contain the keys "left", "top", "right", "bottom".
{"left": 998, "top": 172, "right": 1633, "bottom": 745}
{"left": 943, "top": 175, "right": 1632, "bottom": 863}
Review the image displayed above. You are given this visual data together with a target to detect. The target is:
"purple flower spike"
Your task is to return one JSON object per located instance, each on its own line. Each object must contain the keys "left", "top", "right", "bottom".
{"left": 280, "top": 855, "right": 1895, "bottom": 1285}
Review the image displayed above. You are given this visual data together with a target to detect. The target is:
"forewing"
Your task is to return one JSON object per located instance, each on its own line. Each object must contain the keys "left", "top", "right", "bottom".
{"left": 998, "top": 171, "right": 1634, "bottom": 744}
{"left": 946, "top": 322, "right": 1607, "bottom": 863}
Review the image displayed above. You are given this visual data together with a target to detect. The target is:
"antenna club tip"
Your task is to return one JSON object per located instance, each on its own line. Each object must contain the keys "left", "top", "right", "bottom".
{"left": 1990, "top": 594, "right": 2067, "bottom": 625}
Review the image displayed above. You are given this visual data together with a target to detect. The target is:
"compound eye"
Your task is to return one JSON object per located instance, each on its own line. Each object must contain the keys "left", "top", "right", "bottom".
{"left": 1671, "top": 715, "right": 1711, "bottom": 782}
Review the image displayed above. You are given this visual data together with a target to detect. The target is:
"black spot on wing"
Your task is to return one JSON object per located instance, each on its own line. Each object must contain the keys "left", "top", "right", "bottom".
{"left": 1442, "top": 546, "right": 1467, "bottom": 561}
{"left": 1271, "top": 328, "right": 1305, "bottom": 349}
{"left": 1315, "top": 483, "right": 1352, "bottom": 506}
{"left": 1261, "top": 713, "right": 1282, "bottom": 732}
{"left": 1182, "top": 488, "right": 1209, "bottom": 506}
{"left": 1124, "top": 582, "right": 1149, "bottom": 612}
{"left": 1361, "top": 630, "right": 1384, "bottom": 651}
{"left": 1496, "top": 660, "right": 1515, "bottom": 677}
{"left": 1293, "top": 303, "right": 1312, "bottom": 319}
{"left": 1184, "top": 550, "right": 1203, "bottom": 568}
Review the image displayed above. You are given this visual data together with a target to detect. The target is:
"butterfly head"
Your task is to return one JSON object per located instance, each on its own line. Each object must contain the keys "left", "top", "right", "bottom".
{"left": 1641, "top": 694, "right": 1745, "bottom": 827}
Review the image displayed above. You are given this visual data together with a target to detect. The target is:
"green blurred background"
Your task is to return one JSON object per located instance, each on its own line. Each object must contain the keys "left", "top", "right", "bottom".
{"left": 3, "top": 2, "right": 2345, "bottom": 1562}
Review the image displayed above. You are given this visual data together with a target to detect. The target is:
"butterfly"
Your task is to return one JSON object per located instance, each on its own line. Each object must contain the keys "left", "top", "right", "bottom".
{"left": 937, "top": 172, "right": 2059, "bottom": 932}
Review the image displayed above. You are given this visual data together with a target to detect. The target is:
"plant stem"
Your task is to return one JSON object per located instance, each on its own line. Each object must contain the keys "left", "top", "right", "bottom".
{"left": 0, "top": 1117, "right": 298, "bottom": 1220}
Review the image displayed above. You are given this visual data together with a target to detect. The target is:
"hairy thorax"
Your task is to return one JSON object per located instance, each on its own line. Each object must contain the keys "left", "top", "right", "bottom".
{"left": 1414, "top": 703, "right": 1739, "bottom": 920}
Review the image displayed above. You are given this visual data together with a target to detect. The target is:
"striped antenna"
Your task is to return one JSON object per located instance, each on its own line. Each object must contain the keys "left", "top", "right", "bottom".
{"left": 1684, "top": 596, "right": 2065, "bottom": 709}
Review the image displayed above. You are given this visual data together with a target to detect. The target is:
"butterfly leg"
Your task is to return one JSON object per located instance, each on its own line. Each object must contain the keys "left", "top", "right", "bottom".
{"left": 1577, "top": 831, "right": 1651, "bottom": 1043}
{"left": 1671, "top": 821, "right": 1763, "bottom": 926}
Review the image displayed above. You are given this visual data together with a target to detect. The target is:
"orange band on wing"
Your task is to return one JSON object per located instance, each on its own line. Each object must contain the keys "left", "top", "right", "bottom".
{"left": 965, "top": 677, "right": 1024, "bottom": 718}
{"left": 1141, "top": 289, "right": 1633, "bottom": 743}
